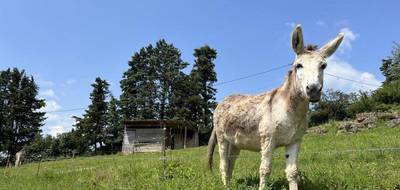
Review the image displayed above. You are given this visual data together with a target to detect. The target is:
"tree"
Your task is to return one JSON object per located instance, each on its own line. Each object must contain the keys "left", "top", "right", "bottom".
{"left": 0, "top": 68, "right": 45, "bottom": 166}
{"left": 154, "top": 39, "right": 189, "bottom": 120}
{"left": 74, "top": 77, "right": 110, "bottom": 154}
{"left": 309, "top": 89, "right": 354, "bottom": 126}
{"left": 380, "top": 43, "right": 400, "bottom": 84}
{"left": 190, "top": 45, "right": 218, "bottom": 130}
{"left": 120, "top": 39, "right": 189, "bottom": 121}
{"left": 68, "top": 122, "right": 89, "bottom": 154}
{"left": 372, "top": 79, "right": 400, "bottom": 105}
{"left": 104, "top": 96, "right": 123, "bottom": 153}
{"left": 25, "top": 135, "right": 53, "bottom": 162}
{"left": 120, "top": 46, "right": 158, "bottom": 120}
{"left": 119, "top": 41, "right": 218, "bottom": 146}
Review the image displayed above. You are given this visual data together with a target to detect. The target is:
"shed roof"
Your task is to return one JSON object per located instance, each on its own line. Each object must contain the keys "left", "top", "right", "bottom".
{"left": 123, "top": 120, "right": 197, "bottom": 131}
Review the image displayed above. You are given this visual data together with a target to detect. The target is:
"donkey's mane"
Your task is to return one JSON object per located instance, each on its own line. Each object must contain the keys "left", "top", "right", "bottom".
{"left": 304, "top": 44, "right": 318, "bottom": 52}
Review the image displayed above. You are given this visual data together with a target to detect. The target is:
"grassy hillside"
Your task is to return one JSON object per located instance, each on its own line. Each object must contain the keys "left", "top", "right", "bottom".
{"left": 1, "top": 124, "right": 400, "bottom": 190}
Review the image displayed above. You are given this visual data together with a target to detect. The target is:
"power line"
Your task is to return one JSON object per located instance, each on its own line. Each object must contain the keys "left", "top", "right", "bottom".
{"left": 325, "top": 73, "right": 381, "bottom": 87}
{"left": 214, "top": 64, "right": 292, "bottom": 86}
{"left": 45, "top": 66, "right": 382, "bottom": 113}
{"left": 46, "top": 108, "right": 86, "bottom": 113}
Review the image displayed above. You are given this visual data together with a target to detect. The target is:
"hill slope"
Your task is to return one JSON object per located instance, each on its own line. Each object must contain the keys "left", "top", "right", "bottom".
{"left": 1, "top": 124, "right": 400, "bottom": 190}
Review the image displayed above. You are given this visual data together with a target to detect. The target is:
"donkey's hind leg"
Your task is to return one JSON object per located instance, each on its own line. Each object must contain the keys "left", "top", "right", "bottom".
{"left": 218, "top": 137, "right": 230, "bottom": 186}
{"left": 227, "top": 144, "right": 240, "bottom": 182}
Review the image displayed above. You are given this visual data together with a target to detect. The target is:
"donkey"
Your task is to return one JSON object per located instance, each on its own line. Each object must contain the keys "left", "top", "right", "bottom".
{"left": 15, "top": 148, "right": 26, "bottom": 167}
{"left": 207, "top": 25, "right": 344, "bottom": 190}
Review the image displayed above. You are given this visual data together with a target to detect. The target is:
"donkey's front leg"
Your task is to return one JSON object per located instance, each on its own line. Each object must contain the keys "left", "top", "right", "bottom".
{"left": 259, "top": 137, "right": 274, "bottom": 190}
{"left": 285, "top": 141, "right": 301, "bottom": 190}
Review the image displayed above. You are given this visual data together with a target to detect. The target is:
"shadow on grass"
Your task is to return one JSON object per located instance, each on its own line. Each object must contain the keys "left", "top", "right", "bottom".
{"left": 236, "top": 172, "right": 330, "bottom": 190}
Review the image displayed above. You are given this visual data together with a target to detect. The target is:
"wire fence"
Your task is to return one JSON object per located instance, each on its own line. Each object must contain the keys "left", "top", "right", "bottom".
{"left": 12, "top": 145, "right": 399, "bottom": 176}
{"left": 4, "top": 146, "right": 391, "bottom": 188}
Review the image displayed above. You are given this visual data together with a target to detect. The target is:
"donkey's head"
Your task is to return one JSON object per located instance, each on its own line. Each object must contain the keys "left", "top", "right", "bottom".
{"left": 291, "top": 24, "right": 344, "bottom": 102}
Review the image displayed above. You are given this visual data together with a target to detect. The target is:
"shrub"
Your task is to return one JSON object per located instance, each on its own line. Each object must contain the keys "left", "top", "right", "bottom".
{"left": 347, "top": 91, "right": 380, "bottom": 116}
{"left": 372, "top": 79, "right": 400, "bottom": 105}
{"left": 309, "top": 89, "right": 354, "bottom": 126}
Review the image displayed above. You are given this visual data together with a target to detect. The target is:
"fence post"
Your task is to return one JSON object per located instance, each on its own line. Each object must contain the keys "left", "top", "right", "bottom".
{"left": 36, "top": 155, "right": 42, "bottom": 176}
{"left": 160, "top": 120, "right": 167, "bottom": 179}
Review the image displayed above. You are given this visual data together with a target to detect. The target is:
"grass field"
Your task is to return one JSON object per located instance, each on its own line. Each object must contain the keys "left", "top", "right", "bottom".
{"left": 1, "top": 123, "right": 400, "bottom": 190}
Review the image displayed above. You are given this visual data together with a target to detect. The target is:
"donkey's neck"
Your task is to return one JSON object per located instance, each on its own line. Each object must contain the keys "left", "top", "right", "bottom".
{"left": 278, "top": 70, "right": 309, "bottom": 115}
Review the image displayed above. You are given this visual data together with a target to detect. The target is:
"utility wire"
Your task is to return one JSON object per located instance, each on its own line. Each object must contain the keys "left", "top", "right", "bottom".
{"left": 46, "top": 108, "right": 86, "bottom": 113}
{"left": 214, "top": 64, "right": 292, "bottom": 86}
{"left": 45, "top": 66, "right": 382, "bottom": 113}
{"left": 325, "top": 73, "right": 381, "bottom": 87}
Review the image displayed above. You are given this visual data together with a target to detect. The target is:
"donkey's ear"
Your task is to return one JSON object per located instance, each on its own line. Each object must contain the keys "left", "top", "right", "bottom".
{"left": 291, "top": 24, "right": 304, "bottom": 55}
{"left": 319, "top": 33, "right": 345, "bottom": 58}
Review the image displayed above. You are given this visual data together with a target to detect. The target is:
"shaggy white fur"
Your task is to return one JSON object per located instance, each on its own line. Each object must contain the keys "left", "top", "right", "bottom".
{"left": 208, "top": 25, "right": 344, "bottom": 190}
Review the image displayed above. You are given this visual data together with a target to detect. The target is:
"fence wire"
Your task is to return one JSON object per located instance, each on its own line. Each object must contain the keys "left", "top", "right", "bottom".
{"left": 14, "top": 146, "right": 399, "bottom": 177}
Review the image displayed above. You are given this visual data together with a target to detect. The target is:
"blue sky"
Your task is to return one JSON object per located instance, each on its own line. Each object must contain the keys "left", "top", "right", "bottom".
{"left": 1, "top": 1, "right": 399, "bottom": 136}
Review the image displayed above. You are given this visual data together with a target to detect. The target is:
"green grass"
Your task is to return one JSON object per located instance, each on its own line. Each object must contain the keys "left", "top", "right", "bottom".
{"left": 1, "top": 124, "right": 400, "bottom": 190}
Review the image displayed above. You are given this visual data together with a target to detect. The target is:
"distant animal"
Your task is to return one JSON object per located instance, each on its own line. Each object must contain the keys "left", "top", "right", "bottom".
{"left": 15, "top": 148, "right": 26, "bottom": 167}
{"left": 207, "top": 25, "right": 344, "bottom": 190}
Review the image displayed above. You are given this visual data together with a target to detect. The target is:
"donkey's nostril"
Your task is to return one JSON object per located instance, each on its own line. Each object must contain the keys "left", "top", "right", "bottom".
{"left": 318, "top": 87, "right": 323, "bottom": 92}
{"left": 306, "top": 86, "right": 310, "bottom": 90}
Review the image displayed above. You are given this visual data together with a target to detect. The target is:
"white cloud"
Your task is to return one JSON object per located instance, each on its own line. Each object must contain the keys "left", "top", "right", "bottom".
{"left": 40, "top": 98, "right": 76, "bottom": 137}
{"left": 41, "top": 89, "right": 55, "bottom": 97}
{"left": 38, "top": 79, "right": 54, "bottom": 88}
{"left": 285, "top": 22, "right": 296, "bottom": 28}
{"left": 316, "top": 20, "right": 326, "bottom": 27}
{"left": 339, "top": 27, "right": 359, "bottom": 53}
{"left": 41, "top": 100, "right": 61, "bottom": 112}
{"left": 324, "top": 56, "right": 381, "bottom": 92}
{"left": 42, "top": 111, "right": 76, "bottom": 137}
{"left": 65, "top": 79, "right": 77, "bottom": 85}
{"left": 48, "top": 125, "right": 65, "bottom": 137}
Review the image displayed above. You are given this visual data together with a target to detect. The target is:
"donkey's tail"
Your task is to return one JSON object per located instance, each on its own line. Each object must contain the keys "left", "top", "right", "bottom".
{"left": 207, "top": 128, "right": 217, "bottom": 171}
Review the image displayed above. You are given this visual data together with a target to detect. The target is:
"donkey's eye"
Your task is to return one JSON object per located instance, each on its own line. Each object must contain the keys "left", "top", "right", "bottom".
{"left": 296, "top": 64, "right": 303, "bottom": 69}
{"left": 321, "top": 64, "right": 327, "bottom": 70}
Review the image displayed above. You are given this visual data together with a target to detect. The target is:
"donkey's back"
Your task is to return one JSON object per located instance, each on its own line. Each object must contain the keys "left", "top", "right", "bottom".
{"left": 213, "top": 92, "right": 271, "bottom": 151}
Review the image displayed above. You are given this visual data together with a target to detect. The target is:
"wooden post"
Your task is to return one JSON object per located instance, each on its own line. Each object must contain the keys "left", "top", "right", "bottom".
{"left": 194, "top": 130, "right": 199, "bottom": 147}
{"left": 184, "top": 126, "right": 187, "bottom": 149}
{"left": 160, "top": 120, "right": 167, "bottom": 180}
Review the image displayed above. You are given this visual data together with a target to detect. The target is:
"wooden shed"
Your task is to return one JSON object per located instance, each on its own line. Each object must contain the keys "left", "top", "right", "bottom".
{"left": 122, "top": 120, "right": 199, "bottom": 154}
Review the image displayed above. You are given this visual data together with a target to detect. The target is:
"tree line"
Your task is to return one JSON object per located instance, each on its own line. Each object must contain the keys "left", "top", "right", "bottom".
{"left": 1, "top": 41, "right": 399, "bottom": 165}
{"left": 0, "top": 39, "right": 218, "bottom": 164}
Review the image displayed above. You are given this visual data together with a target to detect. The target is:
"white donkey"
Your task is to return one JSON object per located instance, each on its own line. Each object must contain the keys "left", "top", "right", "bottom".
{"left": 207, "top": 25, "right": 344, "bottom": 190}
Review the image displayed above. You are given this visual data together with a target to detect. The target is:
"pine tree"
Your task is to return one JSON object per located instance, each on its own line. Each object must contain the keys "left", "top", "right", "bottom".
{"left": 154, "top": 39, "right": 189, "bottom": 120}
{"left": 105, "top": 96, "right": 123, "bottom": 153}
{"left": 380, "top": 43, "right": 400, "bottom": 84}
{"left": 74, "top": 77, "right": 110, "bottom": 155}
{"left": 120, "top": 53, "right": 141, "bottom": 120}
{"left": 190, "top": 45, "right": 218, "bottom": 130}
{"left": 120, "top": 46, "right": 158, "bottom": 120}
{"left": 0, "top": 68, "right": 45, "bottom": 166}
{"left": 120, "top": 39, "right": 188, "bottom": 121}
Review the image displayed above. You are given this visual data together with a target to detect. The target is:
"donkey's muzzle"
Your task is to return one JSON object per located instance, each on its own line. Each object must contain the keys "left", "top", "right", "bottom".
{"left": 306, "top": 84, "right": 322, "bottom": 102}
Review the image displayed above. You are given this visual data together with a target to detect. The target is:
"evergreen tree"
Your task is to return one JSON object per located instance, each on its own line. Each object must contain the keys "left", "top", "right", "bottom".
{"left": 154, "top": 39, "right": 189, "bottom": 120}
{"left": 380, "top": 43, "right": 400, "bottom": 83}
{"left": 120, "top": 46, "right": 158, "bottom": 120}
{"left": 0, "top": 68, "right": 45, "bottom": 166}
{"left": 105, "top": 96, "right": 123, "bottom": 153}
{"left": 170, "top": 74, "right": 193, "bottom": 122}
{"left": 70, "top": 119, "right": 90, "bottom": 154}
{"left": 120, "top": 39, "right": 188, "bottom": 121}
{"left": 190, "top": 45, "right": 218, "bottom": 130}
{"left": 74, "top": 77, "right": 110, "bottom": 154}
